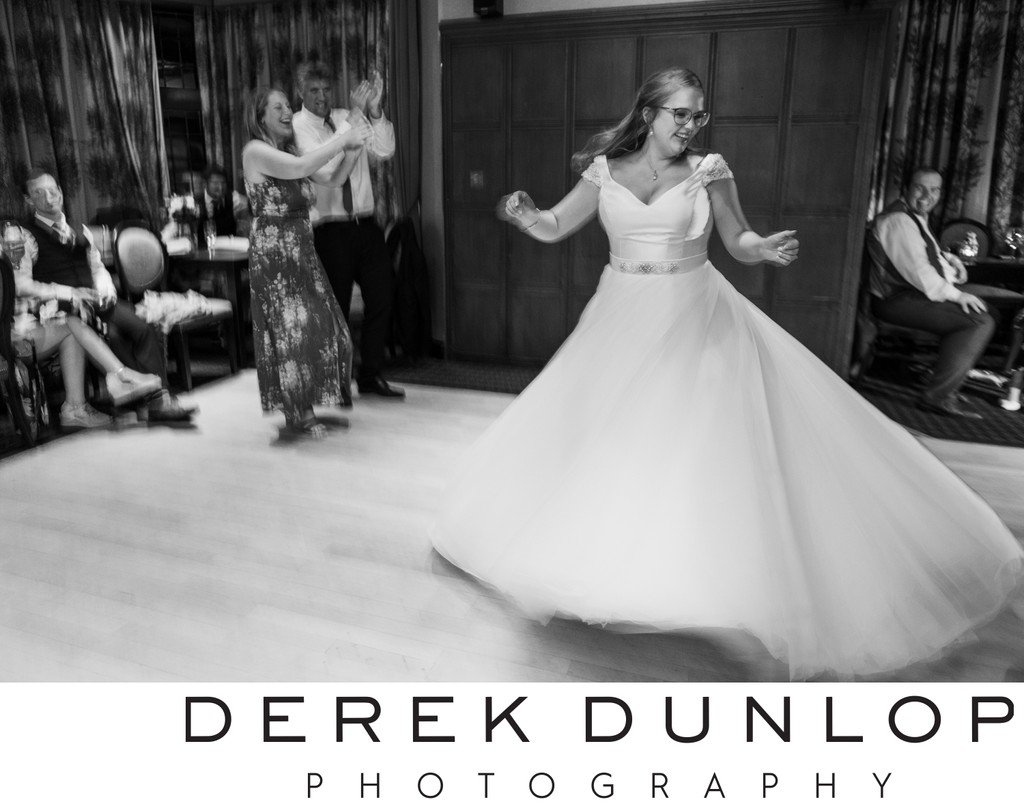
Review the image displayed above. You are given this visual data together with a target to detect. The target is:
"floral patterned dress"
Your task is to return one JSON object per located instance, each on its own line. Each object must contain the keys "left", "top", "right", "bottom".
{"left": 245, "top": 175, "right": 352, "bottom": 419}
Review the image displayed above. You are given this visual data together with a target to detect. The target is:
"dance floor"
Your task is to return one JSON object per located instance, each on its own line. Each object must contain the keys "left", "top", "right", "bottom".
{"left": 1, "top": 370, "right": 1023, "bottom": 683}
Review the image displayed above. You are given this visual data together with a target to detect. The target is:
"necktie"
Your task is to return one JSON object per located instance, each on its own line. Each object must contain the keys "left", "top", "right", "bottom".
{"left": 51, "top": 220, "right": 70, "bottom": 246}
{"left": 324, "top": 114, "right": 354, "bottom": 216}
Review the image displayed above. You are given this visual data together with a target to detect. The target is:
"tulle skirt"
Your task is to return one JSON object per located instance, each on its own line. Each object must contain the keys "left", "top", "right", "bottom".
{"left": 431, "top": 261, "right": 1023, "bottom": 678}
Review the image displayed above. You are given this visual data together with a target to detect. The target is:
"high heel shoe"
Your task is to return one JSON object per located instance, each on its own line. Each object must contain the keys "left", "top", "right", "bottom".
{"left": 105, "top": 367, "right": 162, "bottom": 407}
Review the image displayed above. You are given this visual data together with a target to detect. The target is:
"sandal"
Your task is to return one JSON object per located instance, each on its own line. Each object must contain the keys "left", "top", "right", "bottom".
{"left": 281, "top": 415, "right": 328, "bottom": 440}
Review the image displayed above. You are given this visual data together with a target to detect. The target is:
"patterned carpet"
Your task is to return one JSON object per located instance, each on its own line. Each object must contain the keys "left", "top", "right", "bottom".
{"left": 854, "top": 360, "right": 1024, "bottom": 449}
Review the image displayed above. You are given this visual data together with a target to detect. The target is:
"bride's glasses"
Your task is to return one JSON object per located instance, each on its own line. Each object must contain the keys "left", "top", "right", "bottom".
{"left": 654, "top": 107, "right": 711, "bottom": 128}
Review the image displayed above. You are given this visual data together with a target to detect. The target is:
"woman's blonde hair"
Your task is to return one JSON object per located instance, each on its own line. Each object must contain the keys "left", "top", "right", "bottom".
{"left": 243, "top": 86, "right": 296, "bottom": 154}
{"left": 570, "top": 67, "right": 704, "bottom": 174}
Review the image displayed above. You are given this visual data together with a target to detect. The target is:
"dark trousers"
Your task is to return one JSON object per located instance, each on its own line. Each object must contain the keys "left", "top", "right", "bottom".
{"left": 313, "top": 218, "right": 394, "bottom": 380}
{"left": 871, "top": 289, "right": 995, "bottom": 404}
{"left": 99, "top": 299, "right": 168, "bottom": 387}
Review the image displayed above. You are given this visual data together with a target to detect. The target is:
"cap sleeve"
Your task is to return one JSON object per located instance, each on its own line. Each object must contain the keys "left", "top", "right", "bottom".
{"left": 700, "top": 153, "right": 734, "bottom": 186}
{"left": 581, "top": 155, "right": 606, "bottom": 188}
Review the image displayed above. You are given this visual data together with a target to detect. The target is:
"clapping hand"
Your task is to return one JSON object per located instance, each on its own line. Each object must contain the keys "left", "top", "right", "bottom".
{"left": 366, "top": 70, "right": 384, "bottom": 117}
{"left": 497, "top": 190, "right": 539, "bottom": 230}
{"left": 350, "top": 70, "right": 384, "bottom": 118}
{"left": 342, "top": 118, "right": 374, "bottom": 150}
{"left": 762, "top": 230, "right": 799, "bottom": 266}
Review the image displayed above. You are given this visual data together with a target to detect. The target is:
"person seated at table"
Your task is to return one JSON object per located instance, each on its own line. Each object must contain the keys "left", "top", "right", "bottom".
{"left": 866, "top": 167, "right": 996, "bottom": 419}
{"left": 16, "top": 168, "right": 196, "bottom": 422}
{"left": 195, "top": 164, "right": 250, "bottom": 238}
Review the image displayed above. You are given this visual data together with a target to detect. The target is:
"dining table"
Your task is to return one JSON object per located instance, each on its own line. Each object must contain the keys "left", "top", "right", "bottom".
{"left": 965, "top": 256, "right": 1024, "bottom": 290}
{"left": 963, "top": 257, "right": 1024, "bottom": 377}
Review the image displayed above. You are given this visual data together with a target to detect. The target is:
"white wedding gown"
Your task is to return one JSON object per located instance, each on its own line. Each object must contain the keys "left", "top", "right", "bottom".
{"left": 432, "top": 154, "right": 1023, "bottom": 678}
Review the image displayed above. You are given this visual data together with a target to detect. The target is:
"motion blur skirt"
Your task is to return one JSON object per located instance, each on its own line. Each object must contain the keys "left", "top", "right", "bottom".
{"left": 432, "top": 260, "right": 1023, "bottom": 679}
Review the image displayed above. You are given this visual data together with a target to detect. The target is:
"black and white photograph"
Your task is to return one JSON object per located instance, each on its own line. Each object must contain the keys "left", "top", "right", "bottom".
{"left": 2, "top": 0, "right": 1024, "bottom": 804}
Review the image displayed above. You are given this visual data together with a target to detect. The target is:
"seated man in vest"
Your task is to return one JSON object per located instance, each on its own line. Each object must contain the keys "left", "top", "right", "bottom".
{"left": 19, "top": 168, "right": 196, "bottom": 422}
{"left": 866, "top": 167, "right": 995, "bottom": 419}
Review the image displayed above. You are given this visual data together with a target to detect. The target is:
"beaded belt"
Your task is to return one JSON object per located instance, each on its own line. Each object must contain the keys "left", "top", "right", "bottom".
{"left": 609, "top": 253, "right": 707, "bottom": 275}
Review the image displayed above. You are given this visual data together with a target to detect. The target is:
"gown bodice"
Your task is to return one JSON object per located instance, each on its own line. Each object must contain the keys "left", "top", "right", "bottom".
{"left": 584, "top": 153, "right": 733, "bottom": 265}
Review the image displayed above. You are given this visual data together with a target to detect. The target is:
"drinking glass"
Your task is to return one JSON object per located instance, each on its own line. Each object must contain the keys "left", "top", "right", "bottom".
{"left": 1009, "top": 228, "right": 1024, "bottom": 259}
{"left": 204, "top": 221, "right": 217, "bottom": 256}
{"left": 2, "top": 220, "right": 25, "bottom": 265}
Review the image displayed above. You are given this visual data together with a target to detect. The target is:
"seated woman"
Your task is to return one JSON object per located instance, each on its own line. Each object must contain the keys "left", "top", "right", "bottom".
{"left": 13, "top": 312, "right": 110, "bottom": 429}
{"left": 6, "top": 224, "right": 161, "bottom": 420}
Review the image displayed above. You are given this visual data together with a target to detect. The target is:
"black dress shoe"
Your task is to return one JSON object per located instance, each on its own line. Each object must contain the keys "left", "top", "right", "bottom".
{"left": 146, "top": 390, "right": 198, "bottom": 422}
{"left": 357, "top": 375, "right": 405, "bottom": 398}
{"left": 917, "top": 396, "right": 984, "bottom": 420}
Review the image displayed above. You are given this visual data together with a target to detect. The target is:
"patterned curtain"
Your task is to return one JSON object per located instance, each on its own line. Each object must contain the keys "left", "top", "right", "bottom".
{"left": 989, "top": 0, "right": 1024, "bottom": 246}
{"left": 0, "top": 0, "right": 169, "bottom": 226}
{"left": 195, "top": 0, "right": 398, "bottom": 226}
{"left": 388, "top": 0, "right": 421, "bottom": 222}
{"left": 869, "top": 0, "right": 1023, "bottom": 247}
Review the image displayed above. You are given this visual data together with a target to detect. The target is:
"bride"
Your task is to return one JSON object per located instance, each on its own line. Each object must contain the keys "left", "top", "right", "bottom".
{"left": 431, "top": 67, "right": 1023, "bottom": 679}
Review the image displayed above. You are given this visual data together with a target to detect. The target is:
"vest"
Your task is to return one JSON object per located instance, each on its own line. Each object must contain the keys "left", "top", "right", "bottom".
{"left": 866, "top": 198, "right": 945, "bottom": 300}
{"left": 195, "top": 194, "right": 237, "bottom": 237}
{"left": 23, "top": 217, "right": 94, "bottom": 290}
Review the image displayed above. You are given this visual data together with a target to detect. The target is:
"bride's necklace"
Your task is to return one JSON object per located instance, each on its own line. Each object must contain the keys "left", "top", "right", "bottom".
{"left": 644, "top": 150, "right": 660, "bottom": 182}
{"left": 643, "top": 147, "right": 672, "bottom": 182}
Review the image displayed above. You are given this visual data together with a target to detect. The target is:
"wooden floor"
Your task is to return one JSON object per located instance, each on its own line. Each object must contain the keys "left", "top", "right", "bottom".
{"left": 1, "top": 370, "right": 1023, "bottom": 683}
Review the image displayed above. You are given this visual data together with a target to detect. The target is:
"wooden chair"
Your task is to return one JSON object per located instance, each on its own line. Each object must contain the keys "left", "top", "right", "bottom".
{"left": 850, "top": 231, "right": 939, "bottom": 381}
{"left": 0, "top": 254, "right": 52, "bottom": 447}
{"left": 939, "top": 218, "right": 991, "bottom": 259}
{"left": 113, "top": 221, "right": 238, "bottom": 392}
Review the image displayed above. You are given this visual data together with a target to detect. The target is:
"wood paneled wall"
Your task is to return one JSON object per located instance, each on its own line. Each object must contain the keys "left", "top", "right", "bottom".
{"left": 441, "top": 1, "right": 898, "bottom": 375}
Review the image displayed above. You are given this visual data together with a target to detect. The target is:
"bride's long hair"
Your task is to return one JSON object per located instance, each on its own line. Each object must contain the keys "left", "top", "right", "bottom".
{"left": 570, "top": 67, "right": 705, "bottom": 174}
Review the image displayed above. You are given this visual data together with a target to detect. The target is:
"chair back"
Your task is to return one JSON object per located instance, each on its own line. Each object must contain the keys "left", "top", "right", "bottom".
{"left": 939, "top": 218, "right": 990, "bottom": 259}
{"left": 0, "top": 254, "right": 17, "bottom": 361}
{"left": 114, "top": 220, "right": 167, "bottom": 299}
{"left": 850, "top": 229, "right": 882, "bottom": 376}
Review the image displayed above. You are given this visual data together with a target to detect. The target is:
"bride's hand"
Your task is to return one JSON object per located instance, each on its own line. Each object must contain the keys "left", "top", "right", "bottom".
{"left": 761, "top": 230, "right": 799, "bottom": 266}
{"left": 496, "top": 190, "right": 539, "bottom": 229}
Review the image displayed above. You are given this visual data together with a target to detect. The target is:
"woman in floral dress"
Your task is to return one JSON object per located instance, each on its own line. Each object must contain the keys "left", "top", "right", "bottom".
{"left": 242, "top": 86, "right": 371, "bottom": 438}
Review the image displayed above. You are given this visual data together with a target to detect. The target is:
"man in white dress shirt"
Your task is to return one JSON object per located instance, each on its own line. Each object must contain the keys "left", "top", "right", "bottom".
{"left": 866, "top": 167, "right": 995, "bottom": 419}
{"left": 292, "top": 61, "right": 404, "bottom": 398}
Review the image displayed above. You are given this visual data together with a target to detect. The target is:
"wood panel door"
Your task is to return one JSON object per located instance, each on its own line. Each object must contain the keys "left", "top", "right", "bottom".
{"left": 442, "top": 1, "right": 896, "bottom": 375}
